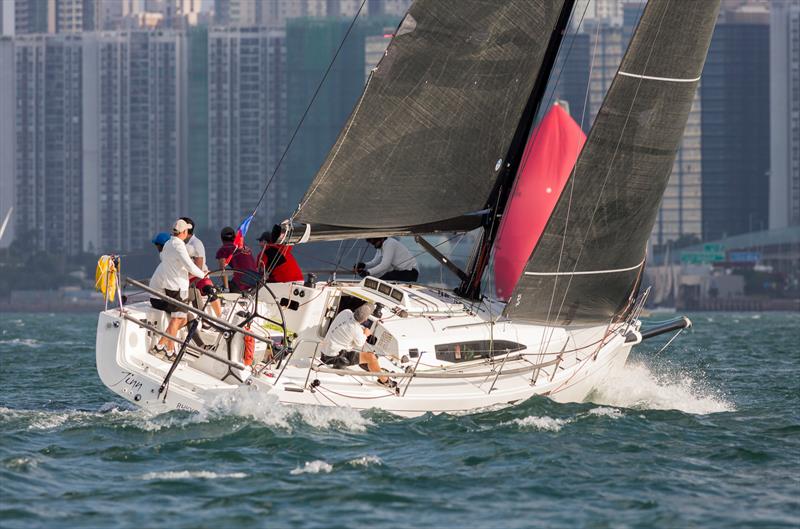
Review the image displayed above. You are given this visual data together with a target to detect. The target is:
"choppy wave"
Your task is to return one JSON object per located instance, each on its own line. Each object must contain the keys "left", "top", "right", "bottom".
{"left": 508, "top": 415, "right": 569, "bottom": 432}
{"left": 206, "top": 388, "right": 373, "bottom": 433}
{"left": 290, "top": 460, "right": 333, "bottom": 475}
{"left": 589, "top": 361, "right": 735, "bottom": 414}
{"left": 139, "top": 471, "right": 248, "bottom": 480}
{"left": 348, "top": 455, "right": 382, "bottom": 467}
{"left": 0, "top": 338, "right": 43, "bottom": 348}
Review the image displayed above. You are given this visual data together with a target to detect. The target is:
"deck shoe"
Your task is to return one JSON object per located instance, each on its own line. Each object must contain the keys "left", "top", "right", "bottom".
{"left": 378, "top": 378, "right": 397, "bottom": 389}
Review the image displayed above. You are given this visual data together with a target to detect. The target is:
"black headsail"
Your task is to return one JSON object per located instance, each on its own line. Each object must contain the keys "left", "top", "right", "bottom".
{"left": 505, "top": 0, "right": 721, "bottom": 325}
{"left": 286, "top": 0, "right": 569, "bottom": 242}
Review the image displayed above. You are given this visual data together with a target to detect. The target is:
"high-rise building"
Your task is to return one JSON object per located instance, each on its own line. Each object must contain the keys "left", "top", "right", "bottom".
{"left": 14, "top": 0, "right": 49, "bottom": 34}
{"left": 284, "top": 17, "right": 395, "bottom": 213}
{"left": 187, "top": 25, "right": 209, "bottom": 230}
{"left": 770, "top": 2, "right": 800, "bottom": 229}
{"left": 14, "top": 34, "right": 84, "bottom": 255}
{"left": 0, "top": 37, "right": 14, "bottom": 248}
{"left": 207, "top": 27, "right": 287, "bottom": 229}
{"left": 82, "top": 30, "right": 187, "bottom": 252}
{"left": 701, "top": 10, "right": 770, "bottom": 241}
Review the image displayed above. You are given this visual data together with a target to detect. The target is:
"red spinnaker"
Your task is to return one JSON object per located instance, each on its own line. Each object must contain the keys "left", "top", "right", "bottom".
{"left": 493, "top": 103, "right": 586, "bottom": 300}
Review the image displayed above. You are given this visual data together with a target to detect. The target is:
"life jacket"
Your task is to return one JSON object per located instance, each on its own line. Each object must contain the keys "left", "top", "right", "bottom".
{"left": 263, "top": 244, "right": 304, "bottom": 283}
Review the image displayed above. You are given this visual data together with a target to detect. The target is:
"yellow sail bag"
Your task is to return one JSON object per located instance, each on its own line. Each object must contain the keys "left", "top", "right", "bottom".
{"left": 95, "top": 255, "right": 119, "bottom": 302}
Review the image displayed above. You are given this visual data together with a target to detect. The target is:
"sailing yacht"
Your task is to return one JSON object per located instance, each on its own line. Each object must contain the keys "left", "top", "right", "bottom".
{"left": 96, "top": 0, "right": 719, "bottom": 416}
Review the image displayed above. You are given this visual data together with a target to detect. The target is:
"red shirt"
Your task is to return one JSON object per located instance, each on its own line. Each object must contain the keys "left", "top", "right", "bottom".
{"left": 259, "top": 244, "right": 304, "bottom": 283}
{"left": 216, "top": 242, "right": 259, "bottom": 290}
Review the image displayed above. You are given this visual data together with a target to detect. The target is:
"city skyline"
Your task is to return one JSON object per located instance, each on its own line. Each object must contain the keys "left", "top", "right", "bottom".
{"left": 0, "top": 0, "right": 797, "bottom": 260}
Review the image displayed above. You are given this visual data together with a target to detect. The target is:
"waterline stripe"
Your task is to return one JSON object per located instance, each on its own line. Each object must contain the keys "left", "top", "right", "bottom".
{"left": 618, "top": 71, "right": 701, "bottom": 83}
{"left": 524, "top": 259, "right": 645, "bottom": 277}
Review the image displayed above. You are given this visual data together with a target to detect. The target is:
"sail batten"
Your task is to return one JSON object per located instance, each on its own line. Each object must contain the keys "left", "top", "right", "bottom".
{"left": 505, "top": 0, "right": 721, "bottom": 325}
{"left": 292, "top": 0, "right": 568, "bottom": 240}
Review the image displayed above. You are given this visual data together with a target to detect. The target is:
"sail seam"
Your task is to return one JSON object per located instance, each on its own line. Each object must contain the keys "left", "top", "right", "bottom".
{"left": 523, "top": 258, "right": 645, "bottom": 277}
{"left": 617, "top": 71, "right": 700, "bottom": 83}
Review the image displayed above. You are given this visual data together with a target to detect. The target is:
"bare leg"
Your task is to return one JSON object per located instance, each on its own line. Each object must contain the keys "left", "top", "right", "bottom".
{"left": 210, "top": 299, "right": 222, "bottom": 318}
{"left": 359, "top": 351, "right": 388, "bottom": 383}
{"left": 159, "top": 316, "right": 187, "bottom": 352}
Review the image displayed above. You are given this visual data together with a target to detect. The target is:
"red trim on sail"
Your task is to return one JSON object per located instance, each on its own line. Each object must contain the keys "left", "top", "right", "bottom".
{"left": 493, "top": 104, "right": 586, "bottom": 300}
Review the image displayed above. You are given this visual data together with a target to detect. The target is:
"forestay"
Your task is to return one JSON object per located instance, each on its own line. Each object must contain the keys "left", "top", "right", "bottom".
{"left": 292, "top": 0, "right": 568, "bottom": 241}
{"left": 506, "top": 0, "right": 721, "bottom": 325}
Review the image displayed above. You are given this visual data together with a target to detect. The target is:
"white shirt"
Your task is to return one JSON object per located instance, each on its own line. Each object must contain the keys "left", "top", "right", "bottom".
{"left": 150, "top": 236, "right": 206, "bottom": 294}
{"left": 185, "top": 235, "right": 208, "bottom": 273}
{"left": 321, "top": 309, "right": 367, "bottom": 357}
{"left": 364, "top": 238, "right": 418, "bottom": 277}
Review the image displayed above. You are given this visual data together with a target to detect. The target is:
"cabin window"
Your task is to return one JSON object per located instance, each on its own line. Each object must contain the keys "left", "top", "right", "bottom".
{"left": 434, "top": 340, "right": 525, "bottom": 363}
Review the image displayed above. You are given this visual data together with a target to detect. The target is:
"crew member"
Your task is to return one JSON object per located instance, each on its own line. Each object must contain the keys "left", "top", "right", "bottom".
{"left": 257, "top": 224, "right": 303, "bottom": 283}
{"left": 180, "top": 217, "right": 222, "bottom": 317}
{"left": 152, "top": 232, "right": 170, "bottom": 253}
{"left": 320, "top": 303, "right": 395, "bottom": 388}
{"left": 149, "top": 219, "right": 207, "bottom": 358}
{"left": 356, "top": 237, "right": 419, "bottom": 282}
{"left": 215, "top": 226, "right": 259, "bottom": 293}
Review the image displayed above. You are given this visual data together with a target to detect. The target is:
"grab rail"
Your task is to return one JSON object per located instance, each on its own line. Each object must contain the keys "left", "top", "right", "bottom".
{"left": 126, "top": 278, "right": 271, "bottom": 345}
{"left": 310, "top": 356, "right": 561, "bottom": 379}
{"left": 120, "top": 312, "right": 247, "bottom": 371}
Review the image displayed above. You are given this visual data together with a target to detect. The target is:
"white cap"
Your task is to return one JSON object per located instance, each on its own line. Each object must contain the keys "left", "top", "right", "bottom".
{"left": 173, "top": 219, "right": 191, "bottom": 234}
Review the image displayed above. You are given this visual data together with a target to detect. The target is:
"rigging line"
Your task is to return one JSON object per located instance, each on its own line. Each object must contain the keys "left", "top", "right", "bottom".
{"left": 537, "top": 5, "right": 598, "bottom": 362}
{"left": 549, "top": 1, "right": 671, "bottom": 327}
{"left": 537, "top": 0, "right": 646, "bottom": 359}
{"left": 250, "top": 0, "right": 369, "bottom": 220}
{"left": 652, "top": 327, "right": 684, "bottom": 357}
{"left": 550, "top": 0, "right": 670, "bottom": 332}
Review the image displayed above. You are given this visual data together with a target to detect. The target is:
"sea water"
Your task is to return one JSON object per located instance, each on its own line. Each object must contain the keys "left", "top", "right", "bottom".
{"left": 0, "top": 312, "right": 798, "bottom": 528}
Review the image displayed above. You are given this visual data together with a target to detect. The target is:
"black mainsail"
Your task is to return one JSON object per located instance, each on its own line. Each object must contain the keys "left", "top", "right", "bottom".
{"left": 505, "top": 0, "right": 721, "bottom": 325}
{"left": 289, "top": 0, "right": 569, "bottom": 242}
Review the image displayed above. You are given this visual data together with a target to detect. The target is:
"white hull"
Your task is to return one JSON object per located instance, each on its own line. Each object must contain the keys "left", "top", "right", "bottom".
{"left": 96, "top": 279, "right": 640, "bottom": 417}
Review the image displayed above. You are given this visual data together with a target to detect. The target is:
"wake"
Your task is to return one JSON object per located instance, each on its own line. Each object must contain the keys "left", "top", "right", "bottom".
{"left": 588, "top": 360, "right": 734, "bottom": 414}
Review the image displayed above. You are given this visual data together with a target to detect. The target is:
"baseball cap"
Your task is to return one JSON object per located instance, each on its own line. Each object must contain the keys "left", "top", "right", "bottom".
{"left": 173, "top": 219, "right": 191, "bottom": 234}
{"left": 257, "top": 231, "right": 271, "bottom": 242}
{"left": 151, "top": 232, "right": 170, "bottom": 246}
{"left": 220, "top": 226, "right": 236, "bottom": 240}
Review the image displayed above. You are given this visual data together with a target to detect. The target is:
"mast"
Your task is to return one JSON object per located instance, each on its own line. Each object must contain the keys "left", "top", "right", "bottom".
{"left": 457, "top": 0, "right": 577, "bottom": 300}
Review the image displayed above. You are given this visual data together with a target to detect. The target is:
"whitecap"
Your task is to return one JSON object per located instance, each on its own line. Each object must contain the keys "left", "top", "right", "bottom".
{"left": 589, "top": 361, "right": 734, "bottom": 414}
{"left": 290, "top": 460, "right": 333, "bottom": 475}
{"left": 348, "top": 455, "right": 382, "bottom": 467}
{"left": 586, "top": 407, "right": 624, "bottom": 419}
{"left": 28, "top": 412, "right": 70, "bottom": 431}
{"left": 0, "top": 338, "right": 42, "bottom": 348}
{"left": 508, "top": 415, "right": 569, "bottom": 432}
{"left": 139, "top": 471, "right": 247, "bottom": 480}
{"left": 207, "top": 387, "right": 372, "bottom": 433}
{"left": 5, "top": 457, "right": 38, "bottom": 470}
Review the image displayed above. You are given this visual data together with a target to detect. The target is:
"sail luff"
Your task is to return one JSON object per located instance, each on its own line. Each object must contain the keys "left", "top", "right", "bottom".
{"left": 290, "top": 0, "right": 569, "bottom": 242}
{"left": 505, "top": 0, "right": 722, "bottom": 325}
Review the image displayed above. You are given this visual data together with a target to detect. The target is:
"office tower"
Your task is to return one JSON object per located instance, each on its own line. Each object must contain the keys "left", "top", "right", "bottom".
{"left": 284, "top": 17, "right": 395, "bottom": 213}
{"left": 14, "top": 34, "right": 84, "bottom": 255}
{"left": 701, "top": 9, "right": 770, "bottom": 241}
{"left": 14, "top": 0, "right": 49, "bottom": 34}
{"left": 207, "top": 27, "right": 287, "bottom": 228}
{"left": 82, "top": 30, "right": 187, "bottom": 252}
{"left": 0, "top": 37, "right": 14, "bottom": 248}
{"left": 551, "top": 31, "right": 591, "bottom": 128}
{"left": 770, "top": 2, "right": 800, "bottom": 229}
{"left": 582, "top": 18, "right": 624, "bottom": 127}
{"left": 187, "top": 25, "right": 208, "bottom": 230}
